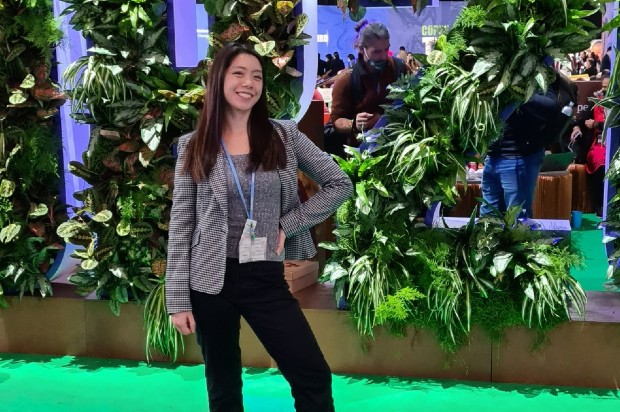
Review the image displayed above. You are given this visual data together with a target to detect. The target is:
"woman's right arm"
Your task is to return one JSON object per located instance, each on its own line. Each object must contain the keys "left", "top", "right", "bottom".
{"left": 165, "top": 134, "right": 197, "bottom": 315}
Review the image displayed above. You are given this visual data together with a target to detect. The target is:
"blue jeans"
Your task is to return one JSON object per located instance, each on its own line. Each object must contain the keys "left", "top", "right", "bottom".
{"left": 480, "top": 150, "right": 545, "bottom": 218}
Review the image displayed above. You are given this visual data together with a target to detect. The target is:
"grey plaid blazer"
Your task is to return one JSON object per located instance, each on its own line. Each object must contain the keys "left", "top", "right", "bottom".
{"left": 165, "top": 119, "right": 353, "bottom": 314}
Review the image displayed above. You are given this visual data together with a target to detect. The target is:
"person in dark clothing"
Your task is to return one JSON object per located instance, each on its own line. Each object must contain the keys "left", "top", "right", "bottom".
{"left": 324, "top": 53, "right": 334, "bottom": 77}
{"left": 346, "top": 53, "right": 356, "bottom": 68}
{"left": 584, "top": 58, "right": 598, "bottom": 78}
{"left": 331, "top": 52, "right": 346, "bottom": 74}
{"left": 317, "top": 53, "right": 327, "bottom": 76}
{"left": 480, "top": 83, "right": 561, "bottom": 218}
{"left": 601, "top": 46, "right": 612, "bottom": 75}
{"left": 570, "top": 76, "right": 610, "bottom": 215}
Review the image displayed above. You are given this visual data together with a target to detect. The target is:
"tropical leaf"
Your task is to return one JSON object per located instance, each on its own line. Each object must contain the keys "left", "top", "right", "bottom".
{"left": 0, "top": 223, "right": 20, "bottom": 243}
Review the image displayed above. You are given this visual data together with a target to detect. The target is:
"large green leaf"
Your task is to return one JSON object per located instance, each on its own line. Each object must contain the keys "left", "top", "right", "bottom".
{"left": 81, "top": 259, "right": 99, "bottom": 270}
{"left": 254, "top": 41, "right": 276, "bottom": 56}
{"left": 57, "top": 221, "right": 88, "bottom": 239}
{"left": 93, "top": 210, "right": 113, "bottom": 223}
{"left": 8, "top": 90, "right": 28, "bottom": 105}
{"left": 0, "top": 223, "right": 20, "bottom": 243}
{"left": 116, "top": 220, "right": 131, "bottom": 236}
{"left": 20, "top": 74, "right": 36, "bottom": 89}
{"left": 0, "top": 180, "right": 16, "bottom": 197}
{"left": 140, "top": 119, "right": 163, "bottom": 151}
{"left": 29, "top": 204, "right": 49, "bottom": 218}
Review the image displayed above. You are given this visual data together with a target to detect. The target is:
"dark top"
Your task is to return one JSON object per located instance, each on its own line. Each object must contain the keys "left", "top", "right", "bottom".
{"left": 332, "top": 58, "right": 346, "bottom": 74}
{"left": 585, "top": 65, "right": 598, "bottom": 78}
{"left": 488, "top": 86, "right": 560, "bottom": 157}
{"left": 325, "top": 60, "right": 335, "bottom": 76}
{"left": 318, "top": 58, "right": 327, "bottom": 76}
{"left": 330, "top": 56, "right": 401, "bottom": 134}
{"left": 601, "top": 53, "right": 611, "bottom": 73}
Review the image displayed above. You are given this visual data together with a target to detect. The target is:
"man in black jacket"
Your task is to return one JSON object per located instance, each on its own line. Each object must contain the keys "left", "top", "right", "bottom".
{"left": 480, "top": 85, "right": 561, "bottom": 218}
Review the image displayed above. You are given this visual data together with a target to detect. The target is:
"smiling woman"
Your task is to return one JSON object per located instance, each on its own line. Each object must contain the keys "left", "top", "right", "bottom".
{"left": 223, "top": 54, "right": 264, "bottom": 120}
{"left": 165, "top": 42, "right": 352, "bottom": 411}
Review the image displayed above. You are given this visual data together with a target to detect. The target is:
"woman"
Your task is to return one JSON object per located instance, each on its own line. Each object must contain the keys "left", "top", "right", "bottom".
{"left": 166, "top": 42, "right": 352, "bottom": 412}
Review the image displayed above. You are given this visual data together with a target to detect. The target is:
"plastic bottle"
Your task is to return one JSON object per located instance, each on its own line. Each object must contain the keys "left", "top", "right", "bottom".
{"left": 561, "top": 101, "right": 574, "bottom": 117}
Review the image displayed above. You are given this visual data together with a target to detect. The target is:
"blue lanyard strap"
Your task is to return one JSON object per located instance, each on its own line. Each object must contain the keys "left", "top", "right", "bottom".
{"left": 221, "top": 142, "right": 255, "bottom": 220}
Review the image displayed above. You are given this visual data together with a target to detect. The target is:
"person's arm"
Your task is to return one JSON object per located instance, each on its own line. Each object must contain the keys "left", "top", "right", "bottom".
{"left": 330, "top": 71, "right": 356, "bottom": 134}
{"left": 165, "top": 134, "right": 197, "bottom": 315}
{"left": 279, "top": 121, "right": 353, "bottom": 237}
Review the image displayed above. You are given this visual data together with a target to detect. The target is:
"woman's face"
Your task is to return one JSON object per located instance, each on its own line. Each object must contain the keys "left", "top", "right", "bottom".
{"left": 223, "top": 53, "right": 263, "bottom": 115}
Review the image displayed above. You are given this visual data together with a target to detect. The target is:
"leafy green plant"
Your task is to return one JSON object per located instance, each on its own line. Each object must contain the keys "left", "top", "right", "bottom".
{"left": 206, "top": 0, "right": 310, "bottom": 118}
{"left": 0, "top": 0, "right": 67, "bottom": 307}
{"left": 59, "top": 0, "right": 203, "bottom": 360}
{"left": 322, "top": 0, "right": 613, "bottom": 352}
{"left": 599, "top": 50, "right": 620, "bottom": 291}
{"left": 334, "top": 0, "right": 432, "bottom": 21}
{"left": 144, "top": 277, "right": 184, "bottom": 362}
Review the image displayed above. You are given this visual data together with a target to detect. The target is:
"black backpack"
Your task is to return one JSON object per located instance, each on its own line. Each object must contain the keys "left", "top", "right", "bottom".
{"left": 540, "top": 71, "right": 579, "bottom": 147}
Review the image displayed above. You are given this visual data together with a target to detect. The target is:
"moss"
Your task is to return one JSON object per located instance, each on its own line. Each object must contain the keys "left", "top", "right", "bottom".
{"left": 88, "top": 138, "right": 121, "bottom": 175}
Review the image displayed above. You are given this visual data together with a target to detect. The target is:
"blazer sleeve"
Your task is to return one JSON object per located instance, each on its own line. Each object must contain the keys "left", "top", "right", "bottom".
{"left": 279, "top": 122, "right": 353, "bottom": 237}
{"left": 165, "top": 133, "right": 197, "bottom": 314}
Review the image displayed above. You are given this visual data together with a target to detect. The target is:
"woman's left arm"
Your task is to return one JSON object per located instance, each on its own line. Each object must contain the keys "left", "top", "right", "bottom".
{"left": 279, "top": 122, "right": 353, "bottom": 237}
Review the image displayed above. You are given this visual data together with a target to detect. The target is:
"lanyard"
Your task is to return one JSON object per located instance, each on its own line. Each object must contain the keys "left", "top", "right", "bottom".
{"left": 221, "top": 142, "right": 255, "bottom": 220}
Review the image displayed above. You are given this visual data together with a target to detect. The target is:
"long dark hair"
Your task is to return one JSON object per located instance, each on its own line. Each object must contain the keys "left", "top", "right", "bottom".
{"left": 183, "top": 42, "right": 286, "bottom": 182}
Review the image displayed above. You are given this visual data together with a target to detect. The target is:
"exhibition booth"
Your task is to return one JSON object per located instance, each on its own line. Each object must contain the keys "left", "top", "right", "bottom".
{"left": 1, "top": 0, "right": 620, "bottom": 396}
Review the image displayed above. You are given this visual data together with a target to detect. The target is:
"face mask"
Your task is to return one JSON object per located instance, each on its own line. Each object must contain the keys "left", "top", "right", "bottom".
{"left": 364, "top": 49, "right": 387, "bottom": 73}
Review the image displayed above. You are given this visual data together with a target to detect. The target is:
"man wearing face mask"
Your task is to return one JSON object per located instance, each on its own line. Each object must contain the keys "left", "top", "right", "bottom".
{"left": 329, "top": 20, "right": 405, "bottom": 150}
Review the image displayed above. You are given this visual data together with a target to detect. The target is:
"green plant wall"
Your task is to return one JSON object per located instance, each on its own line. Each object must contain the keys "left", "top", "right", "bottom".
{"left": 0, "top": 0, "right": 66, "bottom": 306}
{"left": 323, "top": 0, "right": 619, "bottom": 352}
{"left": 206, "top": 0, "right": 310, "bottom": 118}
{"left": 55, "top": 0, "right": 205, "bottom": 361}
{"left": 599, "top": 50, "right": 620, "bottom": 290}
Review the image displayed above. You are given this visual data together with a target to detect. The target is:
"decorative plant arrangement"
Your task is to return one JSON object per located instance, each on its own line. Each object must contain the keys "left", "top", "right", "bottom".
{"left": 322, "top": 0, "right": 619, "bottom": 351}
{"left": 205, "top": 0, "right": 310, "bottom": 118}
{"left": 56, "top": 0, "right": 204, "bottom": 361}
{"left": 0, "top": 0, "right": 66, "bottom": 307}
{"left": 599, "top": 50, "right": 620, "bottom": 291}
{"left": 336, "top": 0, "right": 434, "bottom": 21}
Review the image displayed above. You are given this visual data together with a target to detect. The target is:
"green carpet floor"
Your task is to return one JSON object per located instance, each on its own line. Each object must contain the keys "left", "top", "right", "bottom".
{"left": 569, "top": 213, "right": 609, "bottom": 291}
{"left": 1, "top": 354, "right": 618, "bottom": 411}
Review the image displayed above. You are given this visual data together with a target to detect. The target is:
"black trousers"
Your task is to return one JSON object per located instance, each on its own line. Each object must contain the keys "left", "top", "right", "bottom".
{"left": 588, "top": 167, "right": 606, "bottom": 213}
{"left": 190, "top": 258, "right": 334, "bottom": 412}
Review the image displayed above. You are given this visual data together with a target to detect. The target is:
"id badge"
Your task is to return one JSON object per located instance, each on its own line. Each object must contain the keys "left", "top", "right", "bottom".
{"left": 239, "top": 237, "right": 267, "bottom": 263}
{"left": 239, "top": 219, "right": 267, "bottom": 263}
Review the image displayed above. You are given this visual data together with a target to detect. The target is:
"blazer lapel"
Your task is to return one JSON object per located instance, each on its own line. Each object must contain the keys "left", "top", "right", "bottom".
{"left": 208, "top": 150, "right": 228, "bottom": 213}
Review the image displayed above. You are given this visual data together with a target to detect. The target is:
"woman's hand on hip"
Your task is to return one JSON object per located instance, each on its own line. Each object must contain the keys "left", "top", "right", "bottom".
{"left": 171, "top": 311, "right": 196, "bottom": 335}
{"left": 275, "top": 228, "right": 286, "bottom": 256}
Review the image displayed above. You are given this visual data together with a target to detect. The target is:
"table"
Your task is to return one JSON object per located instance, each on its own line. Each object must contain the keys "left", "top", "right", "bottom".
{"left": 447, "top": 171, "right": 573, "bottom": 220}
